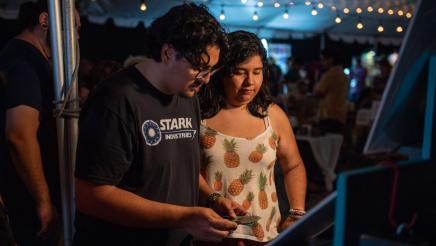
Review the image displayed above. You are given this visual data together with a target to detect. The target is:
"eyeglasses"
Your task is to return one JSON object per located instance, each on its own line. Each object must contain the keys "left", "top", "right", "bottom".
{"left": 194, "top": 65, "right": 223, "bottom": 79}
{"left": 176, "top": 51, "right": 223, "bottom": 80}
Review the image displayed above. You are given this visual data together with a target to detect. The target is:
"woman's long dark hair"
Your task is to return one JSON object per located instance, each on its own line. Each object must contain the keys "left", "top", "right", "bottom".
{"left": 199, "top": 30, "right": 272, "bottom": 119}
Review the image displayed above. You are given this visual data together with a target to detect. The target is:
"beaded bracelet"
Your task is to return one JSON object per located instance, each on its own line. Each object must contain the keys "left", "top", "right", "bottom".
{"left": 206, "top": 192, "right": 222, "bottom": 208}
{"left": 288, "top": 208, "right": 306, "bottom": 219}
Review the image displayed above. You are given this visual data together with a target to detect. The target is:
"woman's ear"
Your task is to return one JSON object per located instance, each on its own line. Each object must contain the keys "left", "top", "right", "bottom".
{"left": 39, "top": 12, "right": 49, "bottom": 30}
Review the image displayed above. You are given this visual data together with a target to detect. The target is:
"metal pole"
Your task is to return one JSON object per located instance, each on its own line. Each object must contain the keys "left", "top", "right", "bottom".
{"left": 48, "top": 0, "right": 69, "bottom": 245}
{"left": 62, "top": 0, "right": 79, "bottom": 245}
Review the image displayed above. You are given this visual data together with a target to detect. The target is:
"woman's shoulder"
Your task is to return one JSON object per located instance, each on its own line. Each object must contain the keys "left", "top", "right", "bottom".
{"left": 268, "top": 103, "right": 287, "bottom": 119}
{"left": 268, "top": 103, "right": 290, "bottom": 129}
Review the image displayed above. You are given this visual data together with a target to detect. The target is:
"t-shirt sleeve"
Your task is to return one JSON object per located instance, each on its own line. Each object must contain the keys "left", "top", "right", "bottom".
{"left": 75, "top": 100, "right": 135, "bottom": 185}
{"left": 3, "top": 62, "right": 42, "bottom": 111}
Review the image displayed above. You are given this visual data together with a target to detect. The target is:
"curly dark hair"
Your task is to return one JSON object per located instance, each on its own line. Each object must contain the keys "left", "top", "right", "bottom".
{"left": 144, "top": 3, "right": 228, "bottom": 70}
{"left": 199, "top": 31, "right": 273, "bottom": 119}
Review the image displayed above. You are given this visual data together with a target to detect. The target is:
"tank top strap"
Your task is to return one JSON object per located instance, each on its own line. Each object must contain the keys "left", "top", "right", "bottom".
{"left": 263, "top": 116, "right": 271, "bottom": 129}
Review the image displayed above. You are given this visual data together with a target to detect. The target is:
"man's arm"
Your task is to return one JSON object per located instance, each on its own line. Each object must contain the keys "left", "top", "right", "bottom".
{"left": 76, "top": 178, "right": 237, "bottom": 241}
{"left": 5, "top": 105, "right": 57, "bottom": 237}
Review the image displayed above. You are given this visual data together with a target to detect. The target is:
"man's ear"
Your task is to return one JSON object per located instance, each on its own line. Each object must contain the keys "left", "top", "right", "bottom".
{"left": 39, "top": 12, "right": 49, "bottom": 30}
{"left": 161, "top": 44, "right": 176, "bottom": 64}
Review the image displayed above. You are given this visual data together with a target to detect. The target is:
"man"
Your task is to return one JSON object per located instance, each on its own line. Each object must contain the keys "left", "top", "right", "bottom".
{"left": 0, "top": 1, "right": 80, "bottom": 245}
{"left": 314, "top": 49, "right": 349, "bottom": 133}
{"left": 74, "top": 4, "right": 241, "bottom": 245}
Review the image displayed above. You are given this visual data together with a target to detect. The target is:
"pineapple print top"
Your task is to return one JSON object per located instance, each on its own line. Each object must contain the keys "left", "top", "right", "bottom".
{"left": 200, "top": 116, "right": 281, "bottom": 242}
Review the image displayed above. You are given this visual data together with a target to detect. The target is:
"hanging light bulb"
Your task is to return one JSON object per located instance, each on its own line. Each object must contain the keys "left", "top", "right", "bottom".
{"left": 356, "top": 19, "right": 364, "bottom": 29}
{"left": 356, "top": 7, "right": 362, "bottom": 14}
{"left": 406, "top": 12, "right": 412, "bottom": 19}
{"left": 377, "top": 24, "right": 384, "bottom": 32}
{"left": 331, "top": 5, "right": 337, "bottom": 11}
{"left": 397, "top": 10, "right": 404, "bottom": 16}
{"left": 241, "top": 0, "right": 248, "bottom": 3}
{"left": 219, "top": 10, "right": 225, "bottom": 20}
{"left": 378, "top": 7, "right": 384, "bottom": 14}
{"left": 367, "top": 6, "right": 374, "bottom": 12}
{"left": 343, "top": 7, "right": 350, "bottom": 14}
{"left": 317, "top": 1, "right": 324, "bottom": 9}
{"left": 396, "top": 25, "right": 403, "bottom": 32}
{"left": 305, "top": 1, "right": 311, "bottom": 6}
{"left": 257, "top": 0, "right": 264, "bottom": 7}
{"left": 139, "top": 0, "right": 147, "bottom": 12}
{"left": 387, "top": 9, "right": 394, "bottom": 15}
{"left": 335, "top": 15, "right": 342, "bottom": 23}
{"left": 283, "top": 9, "right": 289, "bottom": 19}
{"left": 252, "top": 11, "right": 259, "bottom": 21}
{"left": 274, "top": 1, "right": 281, "bottom": 8}
{"left": 311, "top": 7, "right": 318, "bottom": 15}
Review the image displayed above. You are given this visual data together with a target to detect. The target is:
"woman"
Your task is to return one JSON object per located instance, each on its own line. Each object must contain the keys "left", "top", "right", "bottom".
{"left": 199, "top": 31, "right": 307, "bottom": 244}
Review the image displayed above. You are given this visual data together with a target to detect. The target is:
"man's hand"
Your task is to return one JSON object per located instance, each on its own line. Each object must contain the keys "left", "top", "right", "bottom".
{"left": 211, "top": 197, "right": 246, "bottom": 219}
{"left": 181, "top": 207, "right": 238, "bottom": 242}
{"left": 36, "top": 201, "right": 59, "bottom": 239}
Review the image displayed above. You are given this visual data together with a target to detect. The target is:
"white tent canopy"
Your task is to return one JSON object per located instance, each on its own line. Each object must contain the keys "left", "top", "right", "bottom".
{"left": 0, "top": 0, "right": 415, "bottom": 45}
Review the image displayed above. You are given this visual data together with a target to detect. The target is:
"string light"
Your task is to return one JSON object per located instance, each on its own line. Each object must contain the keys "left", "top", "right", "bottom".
{"left": 317, "top": 1, "right": 324, "bottom": 9}
{"left": 396, "top": 25, "right": 403, "bottom": 32}
{"left": 377, "top": 24, "right": 384, "bottom": 32}
{"left": 283, "top": 9, "right": 289, "bottom": 19}
{"left": 219, "top": 9, "right": 225, "bottom": 20}
{"left": 252, "top": 11, "right": 259, "bottom": 21}
{"left": 356, "top": 19, "right": 364, "bottom": 29}
{"left": 139, "top": 0, "right": 147, "bottom": 12}
{"left": 274, "top": 1, "right": 281, "bottom": 8}
{"left": 204, "top": 1, "right": 414, "bottom": 29}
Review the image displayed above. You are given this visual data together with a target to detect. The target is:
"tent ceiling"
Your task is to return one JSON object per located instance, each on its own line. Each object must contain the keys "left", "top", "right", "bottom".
{"left": 0, "top": 0, "right": 417, "bottom": 43}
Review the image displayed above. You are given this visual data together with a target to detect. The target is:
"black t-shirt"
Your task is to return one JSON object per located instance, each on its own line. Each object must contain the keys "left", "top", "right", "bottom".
{"left": 74, "top": 66, "right": 201, "bottom": 246}
{"left": 0, "top": 39, "right": 60, "bottom": 208}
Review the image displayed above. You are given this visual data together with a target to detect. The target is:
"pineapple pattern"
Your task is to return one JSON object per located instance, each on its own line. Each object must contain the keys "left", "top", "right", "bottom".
{"left": 228, "top": 169, "right": 253, "bottom": 196}
{"left": 269, "top": 131, "right": 278, "bottom": 150}
{"left": 200, "top": 117, "right": 280, "bottom": 242}
{"left": 242, "top": 192, "right": 254, "bottom": 210}
{"left": 271, "top": 191, "right": 278, "bottom": 203}
{"left": 201, "top": 128, "right": 217, "bottom": 149}
{"left": 251, "top": 222, "right": 265, "bottom": 241}
{"left": 213, "top": 171, "right": 223, "bottom": 191}
{"left": 266, "top": 207, "right": 277, "bottom": 232}
{"left": 248, "top": 144, "right": 267, "bottom": 163}
{"left": 258, "top": 172, "right": 268, "bottom": 209}
{"left": 223, "top": 138, "right": 240, "bottom": 168}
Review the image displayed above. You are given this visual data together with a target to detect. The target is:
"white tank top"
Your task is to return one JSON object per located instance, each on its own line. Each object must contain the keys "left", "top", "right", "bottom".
{"left": 200, "top": 116, "right": 281, "bottom": 242}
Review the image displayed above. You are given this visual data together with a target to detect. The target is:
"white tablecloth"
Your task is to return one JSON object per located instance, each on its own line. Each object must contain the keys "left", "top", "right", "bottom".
{"left": 296, "top": 134, "right": 343, "bottom": 191}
